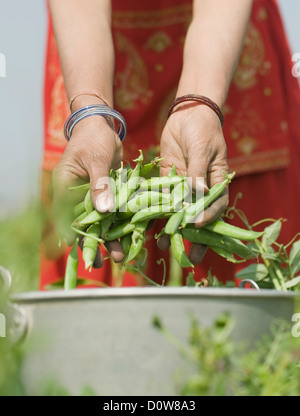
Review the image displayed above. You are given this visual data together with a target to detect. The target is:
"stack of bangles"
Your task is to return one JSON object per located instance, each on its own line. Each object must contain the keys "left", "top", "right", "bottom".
{"left": 63, "top": 94, "right": 223, "bottom": 143}
{"left": 64, "top": 104, "right": 127, "bottom": 142}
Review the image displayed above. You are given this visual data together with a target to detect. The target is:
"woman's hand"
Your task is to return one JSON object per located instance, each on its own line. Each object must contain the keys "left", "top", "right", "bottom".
{"left": 158, "top": 104, "right": 230, "bottom": 265}
{"left": 52, "top": 116, "right": 124, "bottom": 264}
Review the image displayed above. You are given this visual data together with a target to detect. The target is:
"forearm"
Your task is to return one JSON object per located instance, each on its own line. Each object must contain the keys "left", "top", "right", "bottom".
{"left": 49, "top": 0, "right": 114, "bottom": 110}
{"left": 177, "top": 0, "right": 253, "bottom": 107}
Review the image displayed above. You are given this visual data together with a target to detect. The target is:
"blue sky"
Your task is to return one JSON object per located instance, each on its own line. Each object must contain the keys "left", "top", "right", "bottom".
{"left": 0, "top": 0, "right": 299, "bottom": 216}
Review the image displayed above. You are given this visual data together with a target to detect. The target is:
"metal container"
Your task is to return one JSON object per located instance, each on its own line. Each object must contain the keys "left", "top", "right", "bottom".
{"left": 7, "top": 284, "right": 299, "bottom": 396}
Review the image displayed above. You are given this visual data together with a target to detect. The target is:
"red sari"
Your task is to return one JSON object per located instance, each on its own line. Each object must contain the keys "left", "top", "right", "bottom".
{"left": 40, "top": 0, "right": 300, "bottom": 289}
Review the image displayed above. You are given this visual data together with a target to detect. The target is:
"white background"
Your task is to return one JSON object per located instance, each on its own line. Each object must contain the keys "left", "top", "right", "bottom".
{"left": 0, "top": 0, "right": 299, "bottom": 216}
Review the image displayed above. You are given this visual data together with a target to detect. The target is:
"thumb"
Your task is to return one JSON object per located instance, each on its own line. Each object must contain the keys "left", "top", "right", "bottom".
{"left": 89, "top": 164, "right": 116, "bottom": 214}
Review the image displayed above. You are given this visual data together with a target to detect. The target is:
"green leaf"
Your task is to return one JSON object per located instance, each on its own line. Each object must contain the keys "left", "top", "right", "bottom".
{"left": 290, "top": 240, "right": 300, "bottom": 276}
{"left": 186, "top": 272, "right": 196, "bottom": 287}
{"left": 236, "top": 263, "right": 269, "bottom": 282}
{"left": 285, "top": 275, "right": 300, "bottom": 289}
{"left": 260, "top": 248, "right": 280, "bottom": 261}
{"left": 262, "top": 220, "right": 282, "bottom": 249}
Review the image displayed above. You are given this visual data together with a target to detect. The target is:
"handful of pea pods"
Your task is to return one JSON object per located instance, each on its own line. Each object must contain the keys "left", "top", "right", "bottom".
{"left": 63, "top": 150, "right": 263, "bottom": 289}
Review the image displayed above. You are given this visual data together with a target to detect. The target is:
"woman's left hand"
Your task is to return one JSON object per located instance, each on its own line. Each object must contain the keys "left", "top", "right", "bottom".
{"left": 158, "top": 104, "right": 230, "bottom": 265}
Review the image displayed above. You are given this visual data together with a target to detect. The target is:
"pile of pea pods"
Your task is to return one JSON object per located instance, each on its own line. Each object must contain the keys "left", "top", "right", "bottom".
{"left": 64, "top": 150, "right": 263, "bottom": 289}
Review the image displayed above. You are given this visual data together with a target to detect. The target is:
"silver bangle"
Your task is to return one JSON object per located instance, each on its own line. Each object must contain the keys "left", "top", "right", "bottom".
{"left": 64, "top": 105, "right": 127, "bottom": 142}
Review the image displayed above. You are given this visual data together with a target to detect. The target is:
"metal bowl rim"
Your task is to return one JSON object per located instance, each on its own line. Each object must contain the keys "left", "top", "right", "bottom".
{"left": 10, "top": 286, "right": 300, "bottom": 304}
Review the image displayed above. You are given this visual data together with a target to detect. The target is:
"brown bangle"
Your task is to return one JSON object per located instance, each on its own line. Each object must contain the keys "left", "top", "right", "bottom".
{"left": 167, "top": 94, "right": 224, "bottom": 126}
{"left": 69, "top": 91, "right": 110, "bottom": 112}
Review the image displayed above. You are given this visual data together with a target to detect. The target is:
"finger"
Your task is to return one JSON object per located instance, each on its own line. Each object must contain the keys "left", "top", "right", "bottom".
{"left": 186, "top": 143, "right": 209, "bottom": 193}
{"left": 157, "top": 234, "right": 170, "bottom": 251}
{"left": 194, "top": 188, "right": 229, "bottom": 227}
{"left": 90, "top": 173, "right": 116, "bottom": 214}
{"left": 92, "top": 247, "right": 104, "bottom": 269}
{"left": 88, "top": 141, "right": 122, "bottom": 214}
{"left": 104, "top": 240, "right": 125, "bottom": 263}
{"left": 188, "top": 243, "right": 208, "bottom": 265}
{"left": 159, "top": 138, "right": 185, "bottom": 177}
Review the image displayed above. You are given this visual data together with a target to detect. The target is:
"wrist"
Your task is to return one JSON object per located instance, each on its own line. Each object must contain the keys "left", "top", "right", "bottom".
{"left": 168, "top": 94, "right": 224, "bottom": 127}
{"left": 71, "top": 112, "right": 112, "bottom": 134}
{"left": 176, "top": 84, "right": 225, "bottom": 110}
{"left": 70, "top": 94, "right": 113, "bottom": 112}
{"left": 64, "top": 105, "right": 127, "bottom": 142}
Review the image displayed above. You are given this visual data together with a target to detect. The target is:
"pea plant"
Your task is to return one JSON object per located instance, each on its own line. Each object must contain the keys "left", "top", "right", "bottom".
{"left": 226, "top": 195, "right": 300, "bottom": 291}
{"left": 153, "top": 312, "right": 300, "bottom": 396}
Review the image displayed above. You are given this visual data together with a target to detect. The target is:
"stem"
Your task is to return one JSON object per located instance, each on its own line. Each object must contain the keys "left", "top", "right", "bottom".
{"left": 282, "top": 245, "right": 294, "bottom": 279}
{"left": 131, "top": 266, "right": 162, "bottom": 287}
{"left": 71, "top": 226, "right": 104, "bottom": 244}
{"left": 157, "top": 258, "right": 167, "bottom": 286}
{"left": 271, "top": 261, "right": 287, "bottom": 291}
{"left": 251, "top": 218, "right": 277, "bottom": 229}
{"left": 284, "top": 232, "right": 300, "bottom": 250}
{"left": 255, "top": 239, "right": 283, "bottom": 291}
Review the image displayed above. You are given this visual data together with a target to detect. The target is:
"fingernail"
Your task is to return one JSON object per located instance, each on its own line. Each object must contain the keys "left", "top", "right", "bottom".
{"left": 96, "top": 194, "right": 114, "bottom": 213}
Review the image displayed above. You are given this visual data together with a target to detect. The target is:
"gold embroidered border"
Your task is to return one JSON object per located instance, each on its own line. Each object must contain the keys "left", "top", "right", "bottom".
{"left": 112, "top": 5, "right": 192, "bottom": 29}
{"left": 43, "top": 147, "right": 290, "bottom": 177}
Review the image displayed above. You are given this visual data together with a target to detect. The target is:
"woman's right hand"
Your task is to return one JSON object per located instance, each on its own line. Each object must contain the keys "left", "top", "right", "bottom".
{"left": 52, "top": 115, "right": 124, "bottom": 264}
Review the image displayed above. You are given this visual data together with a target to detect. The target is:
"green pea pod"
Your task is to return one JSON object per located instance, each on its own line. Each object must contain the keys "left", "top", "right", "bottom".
{"left": 84, "top": 189, "right": 94, "bottom": 214}
{"left": 104, "top": 221, "right": 136, "bottom": 241}
{"left": 210, "top": 246, "right": 247, "bottom": 264}
{"left": 124, "top": 160, "right": 132, "bottom": 174}
{"left": 164, "top": 180, "right": 191, "bottom": 235}
{"left": 73, "top": 210, "right": 88, "bottom": 225}
{"left": 78, "top": 210, "right": 111, "bottom": 226}
{"left": 100, "top": 212, "right": 115, "bottom": 237}
{"left": 120, "top": 233, "right": 132, "bottom": 257}
{"left": 118, "top": 191, "right": 171, "bottom": 219}
{"left": 155, "top": 227, "right": 166, "bottom": 240}
{"left": 140, "top": 157, "right": 164, "bottom": 178}
{"left": 182, "top": 172, "right": 235, "bottom": 226}
{"left": 74, "top": 201, "right": 86, "bottom": 218}
{"left": 125, "top": 221, "right": 149, "bottom": 264}
{"left": 203, "top": 219, "right": 264, "bottom": 241}
{"left": 168, "top": 164, "right": 177, "bottom": 176}
{"left": 64, "top": 238, "right": 79, "bottom": 290}
{"left": 181, "top": 227, "right": 255, "bottom": 260}
{"left": 170, "top": 231, "right": 194, "bottom": 268}
{"left": 109, "top": 168, "right": 117, "bottom": 181}
{"left": 116, "top": 151, "right": 144, "bottom": 210}
{"left": 82, "top": 223, "right": 101, "bottom": 271}
{"left": 171, "top": 180, "right": 191, "bottom": 210}
{"left": 138, "top": 175, "right": 185, "bottom": 191}
{"left": 130, "top": 206, "right": 173, "bottom": 224}
{"left": 165, "top": 210, "right": 185, "bottom": 235}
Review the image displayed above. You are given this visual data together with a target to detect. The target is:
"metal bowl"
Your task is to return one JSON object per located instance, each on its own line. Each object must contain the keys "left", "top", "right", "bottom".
{"left": 8, "top": 284, "right": 299, "bottom": 396}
